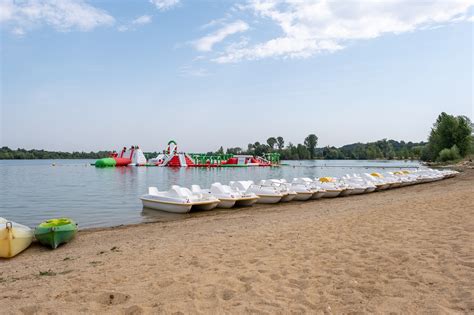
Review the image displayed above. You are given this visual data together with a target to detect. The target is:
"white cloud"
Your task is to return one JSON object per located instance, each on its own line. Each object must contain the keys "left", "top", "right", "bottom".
{"left": 199, "top": 17, "right": 226, "bottom": 30}
{"left": 212, "top": 0, "right": 474, "bottom": 63}
{"left": 0, "top": 0, "right": 114, "bottom": 34}
{"left": 118, "top": 14, "right": 153, "bottom": 32}
{"left": 194, "top": 20, "right": 250, "bottom": 52}
{"left": 132, "top": 15, "right": 152, "bottom": 25}
{"left": 150, "top": 0, "right": 180, "bottom": 11}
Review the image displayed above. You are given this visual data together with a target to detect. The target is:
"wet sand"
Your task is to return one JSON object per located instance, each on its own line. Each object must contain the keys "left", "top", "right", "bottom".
{"left": 1, "top": 169, "right": 473, "bottom": 314}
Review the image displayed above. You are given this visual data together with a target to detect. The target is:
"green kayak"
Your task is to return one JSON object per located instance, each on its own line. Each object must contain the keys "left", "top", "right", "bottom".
{"left": 35, "top": 218, "right": 78, "bottom": 249}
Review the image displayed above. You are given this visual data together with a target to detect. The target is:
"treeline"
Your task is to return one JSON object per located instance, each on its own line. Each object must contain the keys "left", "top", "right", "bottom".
{"left": 220, "top": 112, "right": 473, "bottom": 162}
{"left": 2, "top": 113, "right": 471, "bottom": 162}
{"left": 221, "top": 136, "right": 426, "bottom": 160}
{"left": 0, "top": 147, "right": 110, "bottom": 160}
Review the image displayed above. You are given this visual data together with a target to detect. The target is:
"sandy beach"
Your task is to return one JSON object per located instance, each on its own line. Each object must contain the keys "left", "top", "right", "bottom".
{"left": 1, "top": 169, "right": 473, "bottom": 314}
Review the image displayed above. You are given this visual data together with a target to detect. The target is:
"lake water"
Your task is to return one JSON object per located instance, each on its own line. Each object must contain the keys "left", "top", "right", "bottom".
{"left": 0, "top": 159, "right": 422, "bottom": 228}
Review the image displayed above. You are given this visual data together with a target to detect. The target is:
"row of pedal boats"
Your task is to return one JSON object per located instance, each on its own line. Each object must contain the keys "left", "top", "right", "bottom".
{"left": 140, "top": 168, "right": 458, "bottom": 213}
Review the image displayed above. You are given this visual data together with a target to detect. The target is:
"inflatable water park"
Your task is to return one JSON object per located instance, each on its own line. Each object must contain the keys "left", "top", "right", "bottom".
{"left": 94, "top": 140, "right": 280, "bottom": 168}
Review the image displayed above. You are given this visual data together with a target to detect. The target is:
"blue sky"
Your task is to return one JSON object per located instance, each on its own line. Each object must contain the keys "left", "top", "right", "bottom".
{"left": 1, "top": 0, "right": 473, "bottom": 152}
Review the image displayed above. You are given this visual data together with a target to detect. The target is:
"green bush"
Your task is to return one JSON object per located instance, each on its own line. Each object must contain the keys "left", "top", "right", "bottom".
{"left": 438, "top": 145, "right": 461, "bottom": 162}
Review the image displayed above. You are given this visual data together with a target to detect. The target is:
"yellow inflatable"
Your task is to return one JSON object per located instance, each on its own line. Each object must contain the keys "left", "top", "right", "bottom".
{"left": 370, "top": 172, "right": 383, "bottom": 177}
{"left": 319, "top": 177, "right": 334, "bottom": 182}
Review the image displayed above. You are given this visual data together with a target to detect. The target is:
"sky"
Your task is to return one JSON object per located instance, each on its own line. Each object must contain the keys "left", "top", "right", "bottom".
{"left": 0, "top": 0, "right": 473, "bottom": 152}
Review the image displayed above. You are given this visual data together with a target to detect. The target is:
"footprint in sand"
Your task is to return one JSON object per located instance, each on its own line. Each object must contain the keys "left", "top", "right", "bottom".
{"left": 269, "top": 274, "right": 280, "bottom": 280}
{"left": 123, "top": 305, "right": 144, "bottom": 315}
{"left": 96, "top": 292, "right": 130, "bottom": 305}
{"left": 19, "top": 305, "right": 40, "bottom": 315}
{"left": 221, "top": 289, "right": 235, "bottom": 301}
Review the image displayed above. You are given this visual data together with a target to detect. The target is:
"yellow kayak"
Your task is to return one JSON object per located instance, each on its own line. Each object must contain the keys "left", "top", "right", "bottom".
{"left": 0, "top": 218, "right": 34, "bottom": 258}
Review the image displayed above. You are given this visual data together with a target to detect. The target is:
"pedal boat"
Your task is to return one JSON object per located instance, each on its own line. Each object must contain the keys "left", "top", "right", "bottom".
{"left": 140, "top": 186, "right": 220, "bottom": 213}
{"left": 281, "top": 179, "right": 313, "bottom": 201}
{"left": 192, "top": 183, "right": 241, "bottom": 209}
{"left": 292, "top": 178, "right": 326, "bottom": 199}
{"left": 317, "top": 177, "right": 343, "bottom": 197}
{"left": 259, "top": 179, "right": 297, "bottom": 202}
{"left": 365, "top": 173, "right": 390, "bottom": 190}
{"left": 230, "top": 181, "right": 283, "bottom": 204}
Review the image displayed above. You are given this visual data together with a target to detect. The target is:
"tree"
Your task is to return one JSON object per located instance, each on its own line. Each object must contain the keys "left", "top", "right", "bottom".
{"left": 226, "top": 147, "right": 242, "bottom": 155}
{"left": 276, "top": 136, "right": 284, "bottom": 150}
{"left": 304, "top": 134, "right": 318, "bottom": 159}
{"left": 252, "top": 142, "right": 270, "bottom": 156}
{"left": 425, "top": 112, "right": 473, "bottom": 161}
{"left": 287, "top": 142, "right": 297, "bottom": 159}
{"left": 297, "top": 144, "right": 310, "bottom": 159}
{"left": 266, "top": 137, "right": 277, "bottom": 150}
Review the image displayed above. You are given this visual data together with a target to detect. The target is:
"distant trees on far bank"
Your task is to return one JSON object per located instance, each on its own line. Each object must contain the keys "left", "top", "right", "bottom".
{"left": 222, "top": 113, "right": 473, "bottom": 162}
{"left": 0, "top": 147, "right": 109, "bottom": 160}
{"left": 224, "top": 136, "right": 426, "bottom": 161}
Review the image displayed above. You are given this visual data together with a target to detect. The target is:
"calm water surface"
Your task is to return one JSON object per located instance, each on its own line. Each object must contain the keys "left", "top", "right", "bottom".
{"left": 0, "top": 159, "right": 421, "bottom": 228}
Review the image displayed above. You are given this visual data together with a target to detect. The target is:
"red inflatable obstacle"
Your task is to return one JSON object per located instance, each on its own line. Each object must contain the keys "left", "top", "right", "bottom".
{"left": 167, "top": 155, "right": 195, "bottom": 167}
{"left": 94, "top": 146, "right": 148, "bottom": 167}
{"left": 113, "top": 147, "right": 133, "bottom": 166}
{"left": 149, "top": 140, "right": 195, "bottom": 167}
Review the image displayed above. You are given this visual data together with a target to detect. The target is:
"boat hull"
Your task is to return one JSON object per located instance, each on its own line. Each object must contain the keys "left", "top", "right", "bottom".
{"left": 364, "top": 187, "right": 376, "bottom": 193}
{"left": 141, "top": 198, "right": 193, "bottom": 213}
{"left": 375, "top": 184, "right": 390, "bottom": 191}
{"left": 35, "top": 219, "right": 77, "bottom": 249}
{"left": 293, "top": 192, "right": 313, "bottom": 201}
{"left": 256, "top": 195, "right": 282, "bottom": 204}
{"left": 193, "top": 201, "right": 220, "bottom": 211}
{"left": 311, "top": 191, "right": 326, "bottom": 199}
{"left": 339, "top": 189, "right": 353, "bottom": 197}
{"left": 35, "top": 230, "right": 77, "bottom": 249}
{"left": 0, "top": 225, "right": 33, "bottom": 258}
{"left": 351, "top": 188, "right": 367, "bottom": 195}
{"left": 235, "top": 197, "right": 259, "bottom": 207}
{"left": 216, "top": 199, "right": 237, "bottom": 209}
{"left": 322, "top": 190, "right": 341, "bottom": 198}
{"left": 280, "top": 193, "right": 297, "bottom": 202}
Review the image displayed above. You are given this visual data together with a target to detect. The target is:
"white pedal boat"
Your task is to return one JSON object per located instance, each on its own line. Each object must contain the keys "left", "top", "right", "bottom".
{"left": 281, "top": 179, "right": 313, "bottom": 201}
{"left": 292, "top": 178, "right": 326, "bottom": 199}
{"left": 364, "top": 173, "right": 391, "bottom": 190}
{"left": 140, "top": 186, "right": 220, "bottom": 213}
{"left": 192, "top": 183, "right": 259, "bottom": 208}
{"left": 343, "top": 174, "right": 377, "bottom": 193}
{"left": 259, "top": 179, "right": 297, "bottom": 202}
{"left": 0, "top": 218, "right": 34, "bottom": 258}
{"left": 230, "top": 181, "right": 283, "bottom": 204}
{"left": 192, "top": 183, "right": 237, "bottom": 208}
{"left": 317, "top": 177, "right": 343, "bottom": 198}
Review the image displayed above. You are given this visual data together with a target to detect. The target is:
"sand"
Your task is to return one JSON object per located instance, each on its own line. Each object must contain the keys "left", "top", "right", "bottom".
{"left": 1, "top": 169, "right": 473, "bottom": 314}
